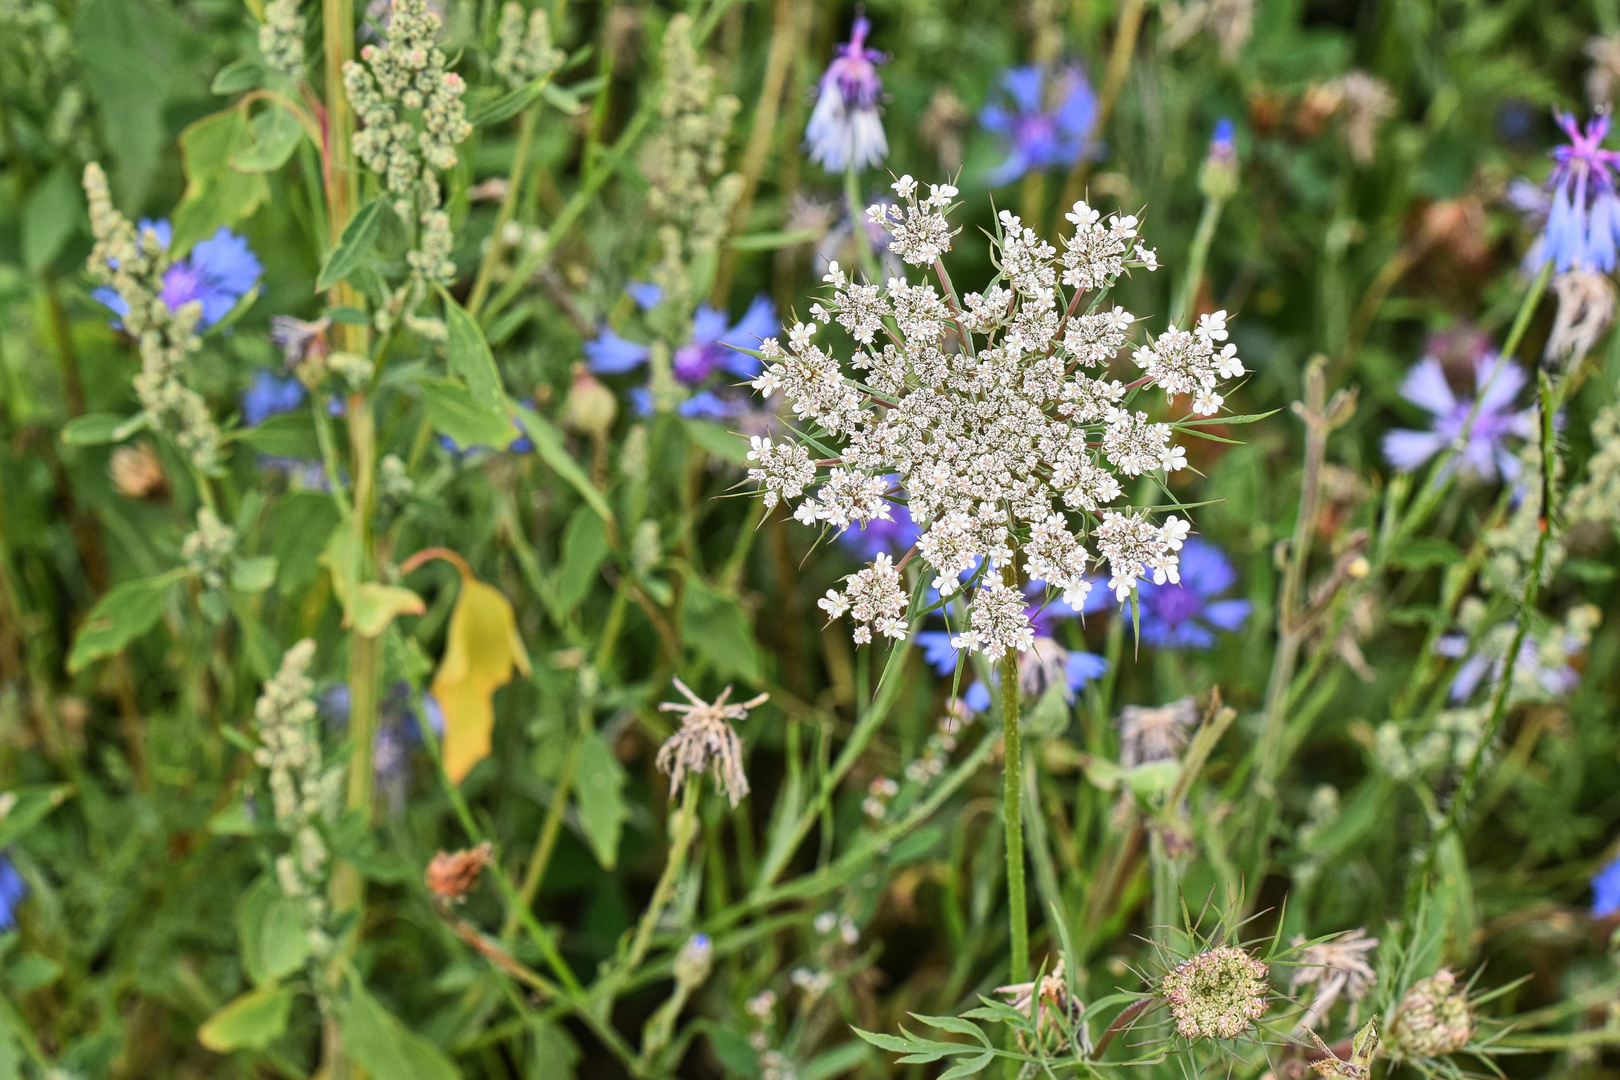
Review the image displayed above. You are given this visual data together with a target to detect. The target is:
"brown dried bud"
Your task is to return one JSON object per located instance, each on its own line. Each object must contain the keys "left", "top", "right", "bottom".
{"left": 110, "top": 442, "right": 169, "bottom": 501}
{"left": 426, "top": 841, "right": 494, "bottom": 902}
{"left": 563, "top": 363, "right": 618, "bottom": 440}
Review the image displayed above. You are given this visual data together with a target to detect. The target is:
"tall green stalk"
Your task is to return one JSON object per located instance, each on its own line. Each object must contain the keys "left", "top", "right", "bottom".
{"left": 1000, "top": 648, "right": 1028, "bottom": 986}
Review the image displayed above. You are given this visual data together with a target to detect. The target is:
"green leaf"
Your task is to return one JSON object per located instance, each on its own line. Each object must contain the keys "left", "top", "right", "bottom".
{"left": 316, "top": 197, "right": 387, "bottom": 292}
{"left": 3, "top": 953, "right": 63, "bottom": 995}
{"left": 231, "top": 105, "right": 305, "bottom": 172}
{"left": 439, "top": 287, "right": 506, "bottom": 412}
{"left": 339, "top": 974, "right": 461, "bottom": 1080}
{"left": 1121, "top": 760, "right": 1181, "bottom": 799}
{"left": 574, "top": 734, "right": 629, "bottom": 870}
{"left": 68, "top": 573, "right": 179, "bottom": 673}
{"left": 0, "top": 786, "right": 72, "bottom": 849}
{"left": 198, "top": 986, "right": 293, "bottom": 1053}
{"left": 513, "top": 406, "right": 614, "bottom": 523}
{"left": 1392, "top": 538, "right": 1463, "bottom": 570}
{"left": 78, "top": 0, "right": 175, "bottom": 206}
{"left": 706, "top": 1026, "right": 761, "bottom": 1078}
{"left": 938, "top": 1052, "right": 995, "bottom": 1078}
{"left": 234, "top": 409, "right": 318, "bottom": 457}
{"left": 911, "top": 1014, "right": 992, "bottom": 1046}
{"left": 468, "top": 76, "right": 551, "bottom": 127}
{"left": 61, "top": 412, "right": 129, "bottom": 447}
{"left": 420, "top": 377, "right": 517, "bottom": 450}
{"left": 211, "top": 58, "right": 265, "bottom": 95}
{"left": 1563, "top": 557, "right": 1618, "bottom": 582}
{"left": 234, "top": 875, "right": 278, "bottom": 986}
{"left": 22, "top": 166, "right": 84, "bottom": 272}
{"left": 728, "top": 228, "right": 819, "bottom": 252}
{"left": 526, "top": 1018, "right": 580, "bottom": 1080}
{"left": 853, "top": 1029, "right": 914, "bottom": 1054}
{"left": 230, "top": 556, "right": 277, "bottom": 593}
{"left": 258, "top": 896, "right": 311, "bottom": 980}
{"left": 680, "top": 579, "right": 761, "bottom": 683}
{"left": 170, "top": 107, "right": 270, "bottom": 253}
{"left": 551, "top": 506, "right": 609, "bottom": 616}
{"left": 799, "top": 1043, "right": 871, "bottom": 1080}
{"left": 348, "top": 582, "right": 426, "bottom": 637}
{"left": 683, "top": 419, "right": 749, "bottom": 464}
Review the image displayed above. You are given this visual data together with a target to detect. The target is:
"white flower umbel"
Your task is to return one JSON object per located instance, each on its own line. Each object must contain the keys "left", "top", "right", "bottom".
{"left": 747, "top": 179, "right": 1243, "bottom": 657}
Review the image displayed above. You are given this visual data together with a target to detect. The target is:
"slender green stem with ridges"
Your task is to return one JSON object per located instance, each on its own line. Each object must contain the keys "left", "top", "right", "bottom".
{"left": 1000, "top": 648, "right": 1028, "bottom": 986}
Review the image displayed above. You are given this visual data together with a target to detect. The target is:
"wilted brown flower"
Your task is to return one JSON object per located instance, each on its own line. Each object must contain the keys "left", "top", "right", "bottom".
{"left": 1116, "top": 697, "right": 1198, "bottom": 768}
{"left": 656, "top": 677, "right": 766, "bottom": 807}
{"left": 426, "top": 841, "right": 494, "bottom": 902}
{"left": 996, "top": 957, "right": 1084, "bottom": 1051}
{"left": 919, "top": 87, "right": 969, "bottom": 174}
{"left": 1587, "top": 35, "right": 1620, "bottom": 108}
{"left": 109, "top": 442, "right": 169, "bottom": 501}
{"left": 1546, "top": 270, "right": 1617, "bottom": 367}
{"left": 1290, "top": 928, "right": 1378, "bottom": 1032}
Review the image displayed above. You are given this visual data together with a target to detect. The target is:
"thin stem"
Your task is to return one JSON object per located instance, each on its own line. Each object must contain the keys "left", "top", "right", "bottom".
{"left": 500, "top": 731, "right": 580, "bottom": 941}
{"left": 1169, "top": 194, "right": 1225, "bottom": 330}
{"left": 1053, "top": 0, "right": 1147, "bottom": 237}
{"left": 1000, "top": 647, "right": 1028, "bottom": 986}
{"left": 844, "top": 162, "right": 881, "bottom": 286}
{"left": 467, "top": 104, "right": 539, "bottom": 316}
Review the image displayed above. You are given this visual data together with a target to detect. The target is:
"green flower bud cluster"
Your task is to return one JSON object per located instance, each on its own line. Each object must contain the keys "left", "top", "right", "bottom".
{"left": 1390, "top": 970, "right": 1474, "bottom": 1058}
{"left": 181, "top": 508, "right": 237, "bottom": 590}
{"left": 258, "top": 0, "right": 306, "bottom": 80}
{"left": 82, "top": 163, "right": 222, "bottom": 473}
{"left": 493, "top": 2, "right": 563, "bottom": 90}
{"left": 1159, "top": 946, "right": 1270, "bottom": 1041}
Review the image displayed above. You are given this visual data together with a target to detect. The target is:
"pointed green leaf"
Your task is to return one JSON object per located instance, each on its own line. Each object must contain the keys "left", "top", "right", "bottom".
{"left": 339, "top": 974, "right": 460, "bottom": 1080}
{"left": 198, "top": 986, "right": 292, "bottom": 1052}
{"left": 69, "top": 572, "right": 181, "bottom": 673}
{"left": 574, "top": 734, "right": 628, "bottom": 870}
{"left": 439, "top": 287, "right": 505, "bottom": 412}
{"left": 420, "top": 377, "right": 517, "bottom": 450}
{"left": 316, "top": 197, "right": 386, "bottom": 292}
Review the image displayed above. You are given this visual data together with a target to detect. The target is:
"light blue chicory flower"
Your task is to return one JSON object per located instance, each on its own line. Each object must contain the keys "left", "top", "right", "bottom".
{"left": 804, "top": 15, "right": 887, "bottom": 174}
{"left": 94, "top": 220, "right": 263, "bottom": 328}
{"left": 0, "top": 854, "right": 26, "bottom": 932}
{"left": 979, "top": 64, "right": 1099, "bottom": 186}
{"left": 1522, "top": 112, "right": 1620, "bottom": 273}
{"left": 1593, "top": 853, "right": 1620, "bottom": 917}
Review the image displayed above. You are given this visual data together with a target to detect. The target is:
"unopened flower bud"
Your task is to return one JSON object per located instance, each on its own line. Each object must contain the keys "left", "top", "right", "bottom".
{"left": 1198, "top": 118, "right": 1240, "bottom": 201}
{"left": 564, "top": 363, "right": 617, "bottom": 440}
{"left": 674, "top": 933, "right": 713, "bottom": 989}
{"left": 1391, "top": 970, "right": 1474, "bottom": 1058}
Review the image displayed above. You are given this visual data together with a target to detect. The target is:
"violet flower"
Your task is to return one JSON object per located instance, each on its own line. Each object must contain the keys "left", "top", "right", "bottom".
{"left": 979, "top": 65, "right": 1099, "bottom": 186}
{"left": 1522, "top": 112, "right": 1620, "bottom": 273}
{"left": 94, "top": 220, "right": 263, "bottom": 328}
{"left": 1381, "top": 352, "right": 1535, "bottom": 482}
{"left": 804, "top": 14, "right": 887, "bottom": 173}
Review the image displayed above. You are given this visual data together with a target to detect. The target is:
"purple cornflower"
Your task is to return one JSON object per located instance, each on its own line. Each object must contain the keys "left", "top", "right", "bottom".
{"left": 242, "top": 370, "right": 307, "bottom": 426}
{"left": 585, "top": 293, "right": 777, "bottom": 420}
{"left": 1381, "top": 352, "right": 1535, "bottom": 482}
{"left": 1435, "top": 628, "right": 1580, "bottom": 704}
{"left": 0, "top": 854, "right": 26, "bottom": 931}
{"left": 979, "top": 65, "right": 1099, "bottom": 186}
{"left": 1593, "top": 853, "right": 1620, "bottom": 917}
{"left": 920, "top": 591, "right": 1108, "bottom": 712}
{"left": 805, "top": 14, "right": 887, "bottom": 173}
{"left": 1522, "top": 112, "right": 1620, "bottom": 273}
{"left": 94, "top": 221, "right": 263, "bottom": 328}
{"left": 1088, "top": 538, "right": 1249, "bottom": 649}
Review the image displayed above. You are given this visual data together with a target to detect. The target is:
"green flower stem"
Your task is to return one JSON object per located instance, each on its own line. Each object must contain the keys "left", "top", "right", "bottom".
{"left": 1170, "top": 193, "right": 1226, "bottom": 330}
{"left": 499, "top": 719, "right": 583, "bottom": 942}
{"left": 1000, "top": 646, "right": 1028, "bottom": 987}
{"left": 844, "top": 162, "right": 882, "bottom": 286}
{"left": 467, "top": 103, "right": 539, "bottom": 317}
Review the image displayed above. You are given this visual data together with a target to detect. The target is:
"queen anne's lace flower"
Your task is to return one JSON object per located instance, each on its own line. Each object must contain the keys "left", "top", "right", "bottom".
{"left": 746, "top": 179, "right": 1243, "bottom": 655}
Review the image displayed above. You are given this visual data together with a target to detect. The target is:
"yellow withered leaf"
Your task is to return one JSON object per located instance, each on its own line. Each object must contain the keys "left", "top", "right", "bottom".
{"left": 432, "top": 574, "right": 531, "bottom": 783}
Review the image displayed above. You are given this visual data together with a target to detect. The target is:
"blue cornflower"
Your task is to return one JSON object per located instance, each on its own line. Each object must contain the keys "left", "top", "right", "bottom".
{"left": 438, "top": 433, "right": 535, "bottom": 457}
{"left": 94, "top": 221, "right": 263, "bottom": 328}
{"left": 0, "top": 854, "right": 26, "bottom": 932}
{"left": 980, "top": 65, "right": 1099, "bottom": 186}
{"left": 920, "top": 590, "right": 1108, "bottom": 712}
{"left": 585, "top": 293, "right": 777, "bottom": 420}
{"left": 1594, "top": 853, "right": 1620, "bottom": 917}
{"left": 805, "top": 15, "right": 887, "bottom": 174}
{"left": 1126, "top": 538, "right": 1251, "bottom": 650}
{"left": 1381, "top": 352, "right": 1535, "bottom": 483}
{"left": 1522, "top": 112, "right": 1620, "bottom": 273}
{"left": 241, "top": 370, "right": 307, "bottom": 425}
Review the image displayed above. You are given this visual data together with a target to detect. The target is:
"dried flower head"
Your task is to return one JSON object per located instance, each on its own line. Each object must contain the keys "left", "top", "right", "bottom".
{"left": 655, "top": 678, "right": 767, "bottom": 807}
{"left": 996, "top": 957, "right": 1084, "bottom": 1051}
{"left": 1289, "top": 928, "right": 1378, "bottom": 1032}
{"left": 1116, "top": 697, "right": 1198, "bottom": 768}
{"left": 1546, "top": 269, "right": 1616, "bottom": 366}
{"left": 1389, "top": 970, "right": 1474, "bottom": 1058}
{"left": 748, "top": 180, "right": 1236, "bottom": 658}
{"left": 1160, "top": 946, "right": 1270, "bottom": 1041}
{"left": 109, "top": 442, "right": 169, "bottom": 501}
{"left": 425, "top": 841, "right": 494, "bottom": 902}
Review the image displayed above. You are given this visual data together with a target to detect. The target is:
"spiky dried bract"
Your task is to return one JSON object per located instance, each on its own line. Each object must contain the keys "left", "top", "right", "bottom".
{"left": 996, "top": 958, "right": 1084, "bottom": 1051}
{"left": 749, "top": 179, "right": 1243, "bottom": 656}
{"left": 655, "top": 678, "right": 767, "bottom": 807}
{"left": 1290, "top": 928, "right": 1378, "bottom": 1032}
{"left": 1390, "top": 970, "right": 1474, "bottom": 1058}
{"left": 1159, "top": 946, "right": 1270, "bottom": 1041}
{"left": 1116, "top": 696, "right": 1198, "bottom": 768}
{"left": 82, "top": 163, "right": 221, "bottom": 472}
{"left": 425, "top": 841, "right": 493, "bottom": 902}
